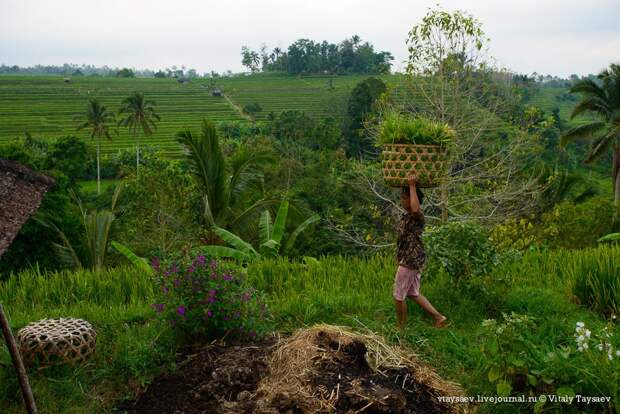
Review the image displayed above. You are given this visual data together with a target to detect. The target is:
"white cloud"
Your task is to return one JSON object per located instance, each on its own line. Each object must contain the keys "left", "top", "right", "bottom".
{"left": 0, "top": 0, "right": 618, "bottom": 76}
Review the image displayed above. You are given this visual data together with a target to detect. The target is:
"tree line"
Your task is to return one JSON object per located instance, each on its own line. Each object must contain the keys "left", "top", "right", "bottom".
{"left": 241, "top": 36, "right": 394, "bottom": 75}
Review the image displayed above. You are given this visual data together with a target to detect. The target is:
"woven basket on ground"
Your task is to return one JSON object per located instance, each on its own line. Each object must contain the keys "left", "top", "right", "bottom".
{"left": 382, "top": 143, "right": 448, "bottom": 188}
{"left": 16, "top": 318, "right": 97, "bottom": 366}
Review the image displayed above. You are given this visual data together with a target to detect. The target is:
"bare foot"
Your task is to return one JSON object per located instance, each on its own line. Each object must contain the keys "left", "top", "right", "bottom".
{"left": 434, "top": 315, "right": 449, "bottom": 329}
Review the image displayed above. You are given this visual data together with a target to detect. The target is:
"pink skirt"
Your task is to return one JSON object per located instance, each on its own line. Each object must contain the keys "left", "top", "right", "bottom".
{"left": 393, "top": 265, "right": 421, "bottom": 301}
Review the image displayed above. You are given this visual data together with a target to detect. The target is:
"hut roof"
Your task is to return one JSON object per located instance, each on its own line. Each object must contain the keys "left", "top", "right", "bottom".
{"left": 0, "top": 159, "right": 55, "bottom": 258}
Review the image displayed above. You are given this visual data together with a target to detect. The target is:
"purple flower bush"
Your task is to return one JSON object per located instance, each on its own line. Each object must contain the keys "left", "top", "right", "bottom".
{"left": 152, "top": 255, "right": 267, "bottom": 338}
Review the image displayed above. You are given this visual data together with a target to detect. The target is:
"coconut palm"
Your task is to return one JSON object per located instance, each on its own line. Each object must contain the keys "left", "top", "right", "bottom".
{"left": 176, "top": 119, "right": 277, "bottom": 240}
{"left": 118, "top": 92, "right": 160, "bottom": 176}
{"left": 561, "top": 64, "right": 620, "bottom": 207}
{"left": 76, "top": 98, "right": 115, "bottom": 194}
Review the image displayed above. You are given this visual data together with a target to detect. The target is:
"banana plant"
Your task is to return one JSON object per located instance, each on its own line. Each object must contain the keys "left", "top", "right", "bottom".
{"left": 111, "top": 241, "right": 152, "bottom": 274}
{"left": 203, "top": 200, "right": 319, "bottom": 261}
{"left": 598, "top": 233, "right": 620, "bottom": 243}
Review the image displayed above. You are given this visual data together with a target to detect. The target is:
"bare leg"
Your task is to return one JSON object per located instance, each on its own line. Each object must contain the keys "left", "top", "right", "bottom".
{"left": 395, "top": 299, "right": 408, "bottom": 331}
{"left": 410, "top": 294, "right": 447, "bottom": 327}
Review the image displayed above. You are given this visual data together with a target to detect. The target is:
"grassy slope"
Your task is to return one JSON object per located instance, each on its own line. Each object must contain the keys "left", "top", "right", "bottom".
{"left": 1, "top": 247, "right": 616, "bottom": 413}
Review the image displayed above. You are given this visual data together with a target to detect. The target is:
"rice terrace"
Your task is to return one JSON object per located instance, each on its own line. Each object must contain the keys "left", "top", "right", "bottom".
{"left": 1, "top": 1, "right": 619, "bottom": 413}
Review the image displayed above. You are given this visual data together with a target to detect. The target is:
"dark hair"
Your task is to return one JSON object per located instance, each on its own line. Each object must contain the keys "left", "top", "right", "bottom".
{"left": 401, "top": 187, "right": 425, "bottom": 205}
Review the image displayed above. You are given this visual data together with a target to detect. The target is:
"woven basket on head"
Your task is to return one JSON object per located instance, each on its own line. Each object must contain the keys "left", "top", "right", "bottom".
{"left": 16, "top": 318, "right": 96, "bottom": 366}
{"left": 382, "top": 143, "right": 448, "bottom": 188}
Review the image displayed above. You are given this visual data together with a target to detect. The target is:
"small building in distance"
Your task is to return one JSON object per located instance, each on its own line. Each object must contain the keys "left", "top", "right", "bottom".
{"left": 0, "top": 159, "right": 55, "bottom": 258}
{"left": 211, "top": 88, "right": 223, "bottom": 97}
{"left": 63, "top": 78, "right": 71, "bottom": 83}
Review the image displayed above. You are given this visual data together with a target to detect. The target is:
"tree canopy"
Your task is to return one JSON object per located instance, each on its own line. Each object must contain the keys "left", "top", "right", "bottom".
{"left": 241, "top": 36, "right": 394, "bottom": 75}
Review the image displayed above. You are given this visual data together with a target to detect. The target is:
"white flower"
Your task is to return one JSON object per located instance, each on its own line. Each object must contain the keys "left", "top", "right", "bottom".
{"left": 583, "top": 342, "right": 589, "bottom": 350}
{"left": 597, "top": 344, "right": 604, "bottom": 351}
{"left": 615, "top": 350, "right": 620, "bottom": 357}
{"left": 576, "top": 322, "right": 585, "bottom": 329}
{"left": 585, "top": 330, "right": 591, "bottom": 338}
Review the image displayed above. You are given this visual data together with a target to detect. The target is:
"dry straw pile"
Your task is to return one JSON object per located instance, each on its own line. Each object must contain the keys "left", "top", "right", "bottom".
{"left": 255, "top": 324, "right": 468, "bottom": 413}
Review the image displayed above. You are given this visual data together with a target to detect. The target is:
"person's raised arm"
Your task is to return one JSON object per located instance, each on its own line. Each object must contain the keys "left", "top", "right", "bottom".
{"left": 408, "top": 175, "right": 423, "bottom": 218}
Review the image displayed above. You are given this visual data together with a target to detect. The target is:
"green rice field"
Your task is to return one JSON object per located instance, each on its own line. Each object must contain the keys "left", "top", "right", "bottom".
{"left": 0, "top": 74, "right": 373, "bottom": 155}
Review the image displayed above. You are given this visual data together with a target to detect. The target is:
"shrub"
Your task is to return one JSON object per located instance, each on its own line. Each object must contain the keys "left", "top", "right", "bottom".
{"left": 152, "top": 256, "right": 267, "bottom": 339}
{"left": 376, "top": 111, "right": 454, "bottom": 146}
{"left": 424, "top": 221, "right": 497, "bottom": 286}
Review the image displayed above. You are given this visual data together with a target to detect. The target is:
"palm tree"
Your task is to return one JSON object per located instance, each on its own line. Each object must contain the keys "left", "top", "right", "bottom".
{"left": 76, "top": 98, "right": 115, "bottom": 194}
{"left": 176, "top": 119, "right": 277, "bottom": 241}
{"left": 118, "top": 92, "right": 160, "bottom": 176}
{"left": 561, "top": 64, "right": 620, "bottom": 207}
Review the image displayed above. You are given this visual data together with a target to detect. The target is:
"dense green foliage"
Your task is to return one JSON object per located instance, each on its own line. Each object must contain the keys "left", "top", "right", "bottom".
{"left": 242, "top": 36, "right": 393, "bottom": 75}
{"left": 0, "top": 136, "right": 86, "bottom": 275}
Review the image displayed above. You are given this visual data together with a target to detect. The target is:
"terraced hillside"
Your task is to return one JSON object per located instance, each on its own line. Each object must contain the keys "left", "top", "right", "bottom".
{"left": 0, "top": 76, "right": 243, "bottom": 155}
{"left": 217, "top": 73, "right": 377, "bottom": 119}
{"left": 525, "top": 86, "right": 592, "bottom": 127}
{"left": 0, "top": 74, "right": 382, "bottom": 155}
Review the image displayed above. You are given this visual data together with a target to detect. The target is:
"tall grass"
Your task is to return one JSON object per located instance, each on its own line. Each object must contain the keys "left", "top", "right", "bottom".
{"left": 0, "top": 266, "right": 171, "bottom": 414}
{"left": 0, "top": 265, "right": 155, "bottom": 311}
{"left": 562, "top": 245, "right": 620, "bottom": 317}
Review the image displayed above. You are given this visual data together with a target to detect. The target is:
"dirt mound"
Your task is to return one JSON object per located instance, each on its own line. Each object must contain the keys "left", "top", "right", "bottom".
{"left": 118, "top": 325, "right": 467, "bottom": 413}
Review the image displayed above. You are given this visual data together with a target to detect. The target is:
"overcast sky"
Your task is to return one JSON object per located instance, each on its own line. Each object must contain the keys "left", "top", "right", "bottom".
{"left": 1, "top": 0, "right": 618, "bottom": 77}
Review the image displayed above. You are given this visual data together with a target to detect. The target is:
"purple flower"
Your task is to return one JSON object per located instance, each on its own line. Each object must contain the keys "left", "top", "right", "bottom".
{"left": 151, "top": 303, "right": 165, "bottom": 313}
{"left": 241, "top": 292, "right": 251, "bottom": 302}
{"left": 211, "top": 272, "right": 218, "bottom": 280}
{"left": 209, "top": 289, "right": 217, "bottom": 296}
{"left": 162, "top": 286, "right": 169, "bottom": 295}
{"left": 170, "top": 263, "right": 179, "bottom": 274}
{"left": 196, "top": 255, "right": 206, "bottom": 266}
{"left": 173, "top": 279, "right": 181, "bottom": 288}
{"left": 223, "top": 274, "right": 233, "bottom": 281}
{"left": 177, "top": 305, "right": 186, "bottom": 316}
{"left": 210, "top": 259, "right": 218, "bottom": 270}
{"left": 187, "top": 265, "right": 195, "bottom": 274}
{"left": 223, "top": 315, "right": 230, "bottom": 321}
{"left": 207, "top": 310, "right": 213, "bottom": 317}
{"left": 151, "top": 257, "right": 160, "bottom": 270}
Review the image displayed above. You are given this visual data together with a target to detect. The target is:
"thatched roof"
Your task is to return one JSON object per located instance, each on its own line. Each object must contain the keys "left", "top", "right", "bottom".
{"left": 0, "top": 159, "right": 55, "bottom": 258}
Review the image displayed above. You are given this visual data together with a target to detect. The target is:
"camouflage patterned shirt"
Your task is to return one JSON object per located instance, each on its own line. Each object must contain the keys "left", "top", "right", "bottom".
{"left": 396, "top": 211, "right": 426, "bottom": 270}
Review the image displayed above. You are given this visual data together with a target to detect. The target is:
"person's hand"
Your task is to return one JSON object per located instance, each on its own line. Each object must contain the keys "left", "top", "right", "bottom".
{"left": 408, "top": 175, "right": 418, "bottom": 187}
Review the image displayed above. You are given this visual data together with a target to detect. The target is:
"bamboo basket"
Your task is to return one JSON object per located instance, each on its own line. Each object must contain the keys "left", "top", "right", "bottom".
{"left": 382, "top": 144, "right": 448, "bottom": 188}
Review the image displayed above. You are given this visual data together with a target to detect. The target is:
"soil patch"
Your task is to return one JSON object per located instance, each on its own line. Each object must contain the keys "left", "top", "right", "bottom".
{"left": 117, "top": 325, "right": 467, "bottom": 413}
